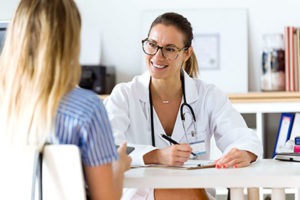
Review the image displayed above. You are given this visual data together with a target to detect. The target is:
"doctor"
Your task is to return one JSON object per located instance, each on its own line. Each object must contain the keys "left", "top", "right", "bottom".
{"left": 104, "top": 12, "right": 262, "bottom": 200}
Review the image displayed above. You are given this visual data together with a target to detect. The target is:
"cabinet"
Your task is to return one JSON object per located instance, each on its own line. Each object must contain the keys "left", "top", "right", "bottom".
{"left": 210, "top": 92, "right": 300, "bottom": 159}
{"left": 228, "top": 92, "right": 300, "bottom": 158}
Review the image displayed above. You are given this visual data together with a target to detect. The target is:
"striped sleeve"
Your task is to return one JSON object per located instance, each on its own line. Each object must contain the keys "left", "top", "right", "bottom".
{"left": 53, "top": 88, "right": 118, "bottom": 166}
{"left": 80, "top": 98, "right": 118, "bottom": 166}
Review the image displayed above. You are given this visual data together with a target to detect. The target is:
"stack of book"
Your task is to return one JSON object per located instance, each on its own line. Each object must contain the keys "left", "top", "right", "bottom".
{"left": 284, "top": 26, "right": 300, "bottom": 91}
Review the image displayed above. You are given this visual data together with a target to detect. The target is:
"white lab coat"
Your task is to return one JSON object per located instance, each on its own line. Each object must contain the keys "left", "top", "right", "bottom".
{"left": 104, "top": 71, "right": 263, "bottom": 199}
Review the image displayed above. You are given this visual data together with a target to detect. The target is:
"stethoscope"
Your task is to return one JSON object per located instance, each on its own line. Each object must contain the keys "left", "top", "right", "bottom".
{"left": 148, "top": 70, "right": 197, "bottom": 146}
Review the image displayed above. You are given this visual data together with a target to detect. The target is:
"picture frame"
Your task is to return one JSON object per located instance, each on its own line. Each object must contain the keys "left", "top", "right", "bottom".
{"left": 193, "top": 33, "right": 220, "bottom": 70}
{"left": 273, "top": 113, "right": 295, "bottom": 157}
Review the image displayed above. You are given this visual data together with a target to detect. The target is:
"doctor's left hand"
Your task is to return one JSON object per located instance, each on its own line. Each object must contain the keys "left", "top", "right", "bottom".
{"left": 215, "top": 148, "right": 257, "bottom": 168}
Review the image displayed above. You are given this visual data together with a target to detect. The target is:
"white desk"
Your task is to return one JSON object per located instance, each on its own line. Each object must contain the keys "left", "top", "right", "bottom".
{"left": 124, "top": 159, "right": 300, "bottom": 200}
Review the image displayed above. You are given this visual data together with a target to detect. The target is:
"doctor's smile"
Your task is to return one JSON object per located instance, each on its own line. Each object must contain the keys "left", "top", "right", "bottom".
{"left": 151, "top": 62, "right": 168, "bottom": 69}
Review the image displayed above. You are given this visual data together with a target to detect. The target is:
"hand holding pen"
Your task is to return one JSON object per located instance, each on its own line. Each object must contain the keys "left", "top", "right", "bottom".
{"left": 161, "top": 134, "right": 197, "bottom": 157}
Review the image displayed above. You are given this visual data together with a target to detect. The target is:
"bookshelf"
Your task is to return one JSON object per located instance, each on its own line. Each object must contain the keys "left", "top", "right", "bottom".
{"left": 225, "top": 92, "right": 300, "bottom": 157}
{"left": 202, "top": 92, "right": 300, "bottom": 159}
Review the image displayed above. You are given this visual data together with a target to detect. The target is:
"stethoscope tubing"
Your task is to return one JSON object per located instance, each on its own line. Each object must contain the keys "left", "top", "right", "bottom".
{"left": 149, "top": 70, "right": 196, "bottom": 146}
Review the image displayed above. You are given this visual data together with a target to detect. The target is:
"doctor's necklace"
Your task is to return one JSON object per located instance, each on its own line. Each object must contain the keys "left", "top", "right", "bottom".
{"left": 157, "top": 96, "right": 181, "bottom": 104}
{"left": 151, "top": 88, "right": 182, "bottom": 104}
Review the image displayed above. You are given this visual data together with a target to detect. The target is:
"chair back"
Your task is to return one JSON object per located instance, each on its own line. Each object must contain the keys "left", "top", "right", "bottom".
{"left": 0, "top": 145, "right": 86, "bottom": 200}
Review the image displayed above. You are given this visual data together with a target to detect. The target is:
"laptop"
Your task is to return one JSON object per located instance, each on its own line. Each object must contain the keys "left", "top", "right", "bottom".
{"left": 274, "top": 152, "right": 300, "bottom": 162}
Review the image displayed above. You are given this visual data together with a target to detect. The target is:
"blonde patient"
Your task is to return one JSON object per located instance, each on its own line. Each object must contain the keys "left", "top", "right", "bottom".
{"left": 0, "top": 0, "right": 131, "bottom": 199}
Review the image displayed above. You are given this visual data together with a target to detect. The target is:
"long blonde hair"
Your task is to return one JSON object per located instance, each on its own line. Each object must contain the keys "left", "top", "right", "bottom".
{"left": 0, "top": 0, "right": 81, "bottom": 147}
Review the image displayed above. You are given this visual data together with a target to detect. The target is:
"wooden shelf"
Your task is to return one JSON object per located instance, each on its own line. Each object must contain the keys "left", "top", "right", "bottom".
{"left": 101, "top": 92, "right": 300, "bottom": 103}
{"left": 228, "top": 92, "right": 300, "bottom": 103}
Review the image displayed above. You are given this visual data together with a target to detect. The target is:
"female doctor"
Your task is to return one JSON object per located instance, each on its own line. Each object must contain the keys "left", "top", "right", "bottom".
{"left": 104, "top": 12, "right": 262, "bottom": 200}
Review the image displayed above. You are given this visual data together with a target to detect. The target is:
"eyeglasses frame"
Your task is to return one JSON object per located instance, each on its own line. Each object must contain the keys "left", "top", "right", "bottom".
{"left": 142, "top": 38, "right": 189, "bottom": 60}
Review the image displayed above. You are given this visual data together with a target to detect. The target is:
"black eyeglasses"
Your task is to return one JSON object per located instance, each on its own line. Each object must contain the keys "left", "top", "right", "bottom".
{"left": 142, "top": 38, "right": 189, "bottom": 60}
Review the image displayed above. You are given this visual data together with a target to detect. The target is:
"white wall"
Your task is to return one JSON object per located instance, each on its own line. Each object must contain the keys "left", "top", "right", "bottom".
{"left": 1, "top": 0, "right": 299, "bottom": 92}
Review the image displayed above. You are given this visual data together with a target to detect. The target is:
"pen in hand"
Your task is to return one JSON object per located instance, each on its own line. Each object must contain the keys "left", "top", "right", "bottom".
{"left": 161, "top": 134, "right": 197, "bottom": 157}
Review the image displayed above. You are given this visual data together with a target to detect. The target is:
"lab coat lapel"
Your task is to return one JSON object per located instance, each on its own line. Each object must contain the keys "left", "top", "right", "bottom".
{"left": 136, "top": 72, "right": 171, "bottom": 146}
{"left": 171, "top": 103, "right": 187, "bottom": 143}
{"left": 183, "top": 71, "right": 198, "bottom": 104}
{"left": 152, "top": 109, "right": 171, "bottom": 146}
{"left": 136, "top": 71, "right": 151, "bottom": 103}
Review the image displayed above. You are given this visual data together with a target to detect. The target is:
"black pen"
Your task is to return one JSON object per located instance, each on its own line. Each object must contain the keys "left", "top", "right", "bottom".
{"left": 161, "top": 134, "right": 197, "bottom": 156}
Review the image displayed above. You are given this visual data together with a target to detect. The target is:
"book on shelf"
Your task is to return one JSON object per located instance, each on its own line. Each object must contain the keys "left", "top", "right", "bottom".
{"left": 296, "top": 28, "right": 300, "bottom": 91}
{"left": 284, "top": 26, "right": 300, "bottom": 91}
{"left": 284, "top": 26, "right": 290, "bottom": 91}
{"left": 294, "top": 28, "right": 299, "bottom": 91}
{"left": 290, "top": 26, "right": 295, "bottom": 91}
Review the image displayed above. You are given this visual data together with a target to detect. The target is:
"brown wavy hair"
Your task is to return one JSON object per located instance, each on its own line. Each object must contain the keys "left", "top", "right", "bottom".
{"left": 148, "top": 12, "right": 199, "bottom": 78}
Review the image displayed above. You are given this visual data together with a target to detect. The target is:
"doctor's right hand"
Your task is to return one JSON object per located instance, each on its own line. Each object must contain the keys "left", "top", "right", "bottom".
{"left": 144, "top": 144, "right": 192, "bottom": 166}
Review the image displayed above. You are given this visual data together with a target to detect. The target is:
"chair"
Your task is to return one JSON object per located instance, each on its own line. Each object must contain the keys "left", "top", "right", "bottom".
{"left": 0, "top": 145, "right": 86, "bottom": 200}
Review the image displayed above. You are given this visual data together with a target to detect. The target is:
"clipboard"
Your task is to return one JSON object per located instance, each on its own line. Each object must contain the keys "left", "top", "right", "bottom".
{"left": 178, "top": 159, "right": 215, "bottom": 170}
{"left": 131, "top": 160, "right": 215, "bottom": 170}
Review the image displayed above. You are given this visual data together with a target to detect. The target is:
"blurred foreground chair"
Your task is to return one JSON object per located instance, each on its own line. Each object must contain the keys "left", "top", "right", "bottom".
{"left": 0, "top": 145, "right": 86, "bottom": 200}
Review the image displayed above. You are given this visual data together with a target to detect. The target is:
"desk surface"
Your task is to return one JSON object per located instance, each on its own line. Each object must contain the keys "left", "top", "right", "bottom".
{"left": 124, "top": 159, "right": 300, "bottom": 189}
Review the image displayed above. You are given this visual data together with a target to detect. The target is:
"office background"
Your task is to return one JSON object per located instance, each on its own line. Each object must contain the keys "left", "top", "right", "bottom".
{"left": 0, "top": 0, "right": 299, "bottom": 92}
{"left": 1, "top": 2, "right": 300, "bottom": 198}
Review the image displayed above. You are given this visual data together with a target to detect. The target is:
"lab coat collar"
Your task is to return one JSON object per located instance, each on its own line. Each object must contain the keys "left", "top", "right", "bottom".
{"left": 136, "top": 71, "right": 151, "bottom": 103}
{"left": 182, "top": 71, "right": 199, "bottom": 104}
{"left": 136, "top": 70, "right": 199, "bottom": 104}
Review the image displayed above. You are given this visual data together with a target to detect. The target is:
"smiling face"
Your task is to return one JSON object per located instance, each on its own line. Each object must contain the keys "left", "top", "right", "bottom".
{"left": 145, "top": 24, "right": 192, "bottom": 81}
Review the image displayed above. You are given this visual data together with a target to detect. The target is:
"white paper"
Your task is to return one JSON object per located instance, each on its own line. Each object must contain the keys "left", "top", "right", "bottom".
{"left": 131, "top": 160, "right": 215, "bottom": 169}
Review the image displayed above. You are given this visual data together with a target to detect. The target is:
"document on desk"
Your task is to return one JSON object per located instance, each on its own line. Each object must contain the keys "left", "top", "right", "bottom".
{"left": 131, "top": 160, "right": 215, "bottom": 170}
{"left": 179, "top": 159, "right": 216, "bottom": 169}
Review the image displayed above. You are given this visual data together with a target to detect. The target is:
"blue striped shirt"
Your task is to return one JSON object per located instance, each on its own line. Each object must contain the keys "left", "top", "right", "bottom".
{"left": 50, "top": 87, "right": 118, "bottom": 166}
